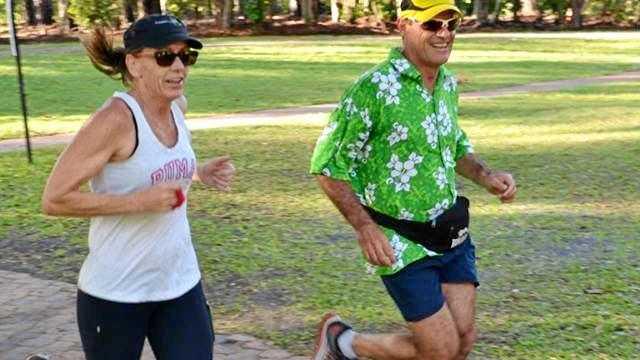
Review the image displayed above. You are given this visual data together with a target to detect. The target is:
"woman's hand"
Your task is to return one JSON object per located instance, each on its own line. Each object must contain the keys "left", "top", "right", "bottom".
{"left": 133, "top": 182, "right": 185, "bottom": 212}
{"left": 197, "top": 156, "right": 236, "bottom": 191}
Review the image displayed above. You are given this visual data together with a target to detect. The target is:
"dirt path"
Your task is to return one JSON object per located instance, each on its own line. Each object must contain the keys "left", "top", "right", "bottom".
{"left": 0, "top": 269, "right": 306, "bottom": 360}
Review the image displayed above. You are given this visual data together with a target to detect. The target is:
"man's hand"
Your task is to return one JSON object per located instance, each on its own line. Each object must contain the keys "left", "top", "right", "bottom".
{"left": 481, "top": 171, "right": 517, "bottom": 203}
{"left": 197, "top": 156, "right": 236, "bottom": 191}
{"left": 356, "top": 223, "right": 396, "bottom": 267}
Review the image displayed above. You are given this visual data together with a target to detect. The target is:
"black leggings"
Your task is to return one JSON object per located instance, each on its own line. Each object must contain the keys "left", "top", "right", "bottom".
{"left": 77, "top": 282, "right": 214, "bottom": 360}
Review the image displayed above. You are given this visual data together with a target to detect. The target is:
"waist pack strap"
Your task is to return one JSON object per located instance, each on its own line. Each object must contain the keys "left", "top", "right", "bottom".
{"left": 363, "top": 196, "right": 470, "bottom": 252}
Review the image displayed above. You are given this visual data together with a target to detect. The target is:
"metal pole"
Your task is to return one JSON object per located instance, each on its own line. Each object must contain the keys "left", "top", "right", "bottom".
{"left": 6, "top": 0, "right": 33, "bottom": 163}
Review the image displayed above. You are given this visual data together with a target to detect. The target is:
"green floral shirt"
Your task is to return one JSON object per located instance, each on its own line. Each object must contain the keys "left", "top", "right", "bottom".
{"left": 310, "top": 48, "right": 474, "bottom": 275}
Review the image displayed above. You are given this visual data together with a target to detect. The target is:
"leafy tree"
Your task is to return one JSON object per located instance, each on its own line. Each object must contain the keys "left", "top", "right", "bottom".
{"left": 69, "top": 0, "right": 120, "bottom": 26}
{"left": 540, "top": 0, "right": 569, "bottom": 23}
{"left": 244, "top": 0, "right": 266, "bottom": 23}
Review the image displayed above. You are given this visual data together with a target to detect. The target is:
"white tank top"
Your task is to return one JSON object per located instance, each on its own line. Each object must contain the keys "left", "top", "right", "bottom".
{"left": 78, "top": 91, "right": 201, "bottom": 303}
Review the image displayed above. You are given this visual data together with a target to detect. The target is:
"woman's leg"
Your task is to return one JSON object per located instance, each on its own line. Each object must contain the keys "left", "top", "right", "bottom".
{"left": 76, "top": 290, "right": 149, "bottom": 360}
{"left": 147, "top": 282, "right": 215, "bottom": 360}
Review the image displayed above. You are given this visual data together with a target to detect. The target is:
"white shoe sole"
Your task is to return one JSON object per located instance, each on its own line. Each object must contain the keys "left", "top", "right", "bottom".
{"left": 313, "top": 314, "right": 343, "bottom": 360}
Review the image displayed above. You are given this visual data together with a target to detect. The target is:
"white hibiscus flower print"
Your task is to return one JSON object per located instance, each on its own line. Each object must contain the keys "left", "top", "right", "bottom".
{"left": 428, "top": 198, "right": 451, "bottom": 222}
{"left": 416, "top": 84, "right": 432, "bottom": 103}
{"left": 386, "top": 152, "right": 423, "bottom": 192}
{"left": 421, "top": 113, "right": 439, "bottom": 149}
{"left": 387, "top": 122, "right": 409, "bottom": 145}
{"left": 342, "top": 97, "right": 358, "bottom": 116}
{"left": 346, "top": 131, "right": 372, "bottom": 163}
{"left": 391, "top": 58, "right": 411, "bottom": 74}
{"left": 360, "top": 108, "right": 372, "bottom": 128}
{"left": 322, "top": 168, "right": 331, "bottom": 177}
{"left": 372, "top": 70, "right": 402, "bottom": 106}
{"left": 317, "top": 122, "right": 338, "bottom": 143}
{"left": 356, "top": 193, "right": 366, "bottom": 205}
{"left": 433, "top": 166, "right": 447, "bottom": 190}
{"left": 364, "top": 183, "right": 376, "bottom": 205}
{"left": 389, "top": 233, "right": 408, "bottom": 270}
{"left": 437, "top": 100, "right": 452, "bottom": 136}
{"left": 399, "top": 208, "right": 414, "bottom": 220}
{"left": 443, "top": 75, "right": 457, "bottom": 93}
{"left": 442, "top": 147, "right": 455, "bottom": 168}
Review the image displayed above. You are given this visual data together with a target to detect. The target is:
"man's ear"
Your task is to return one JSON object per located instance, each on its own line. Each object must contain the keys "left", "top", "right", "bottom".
{"left": 397, "top": 18, "right": 410, "bottom": 34}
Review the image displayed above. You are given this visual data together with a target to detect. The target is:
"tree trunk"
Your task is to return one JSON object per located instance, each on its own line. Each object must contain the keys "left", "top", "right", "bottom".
{"left": 143, "top": 0, "right": 162, "bottom": 15}
{"left": 520, "top": 0, "right": 537, "bottom": 16}
{"left": 206, "top": 0, "right": 214, "bottom": 17}
{"left": 123, "top": 0, "right": 136, "bottom": 22}
{"left": 489, "top": 0, "right": 501, "bottom": 24}
{"left": 25, "top": 0, "right": 38, "bottom": 25}
{"left": 266, "top": 0, "right": 273, "bottom": 20}
{"left": 235, "top": 0, "right": 243, "bottom": 19}
{"left": 58, "top": 0, "right": 70, "bottom": 30}
{"left": 160, "top": 0, "right": 167, "bottom": 13}
{"left": 330, "top": 0, "right": 339, "bottom": 22}
{"left": 216, "top": 0, "right": 232, "bottom": 28}
{"left": 370, "top": 0, "right": 386, "bottom": 30}
{"left": 473, "top": 0, "right": 490, "bottom": 24}
{"left": 37, "top": 0, "right": 53, "bottom": 24}
{"left": 301, "top": 0, "right": 315, "bottom": 23}
{"left": 137, "top": 0, "right": 145, "bottom": 17}
{"left": 342, "top": 0, "right": 354, "bottom": 22}
{"left": 289, "top": 0, "right": 298, "bottom": 15}
{"left": 570, "top": 0, "right": 586, "bottom": 28}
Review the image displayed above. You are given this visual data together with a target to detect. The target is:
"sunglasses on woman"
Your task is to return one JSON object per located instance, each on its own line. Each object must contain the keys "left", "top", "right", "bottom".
{"left": 421, "top": 17, "right": 461, "bottom": 32}
{"left": 151, "top": 50, "right": 199, "bottom": 67}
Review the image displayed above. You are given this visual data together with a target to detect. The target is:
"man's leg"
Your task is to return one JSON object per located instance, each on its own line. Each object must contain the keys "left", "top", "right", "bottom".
{"left": 352, "top": 303, "right": 460, "bottom": 360}
{"left": 440, "top": 238, "right": 480, "bottom": 360}
{"left": 350, "top": 284, "right": 476, "bottom": 360}
{"left": 442, "top": 283, "right": 476, "bottom": 360}
{"left": 314, "top": 255, "right": 463, "bottom": 360}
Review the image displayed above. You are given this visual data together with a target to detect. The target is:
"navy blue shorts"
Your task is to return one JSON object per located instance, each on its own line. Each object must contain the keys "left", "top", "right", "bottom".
{"left": 77, "top": 282, "right": 214, "bottom": 360}
{"left": 381, "top": 238, "right": 479, "bottom": 322}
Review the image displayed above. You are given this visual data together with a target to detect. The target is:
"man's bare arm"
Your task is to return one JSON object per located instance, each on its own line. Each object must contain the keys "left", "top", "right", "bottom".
{"left": 316, "top": 175, "right": 395, "bottom": 266}
{"left": 455, "top": 153, "right": 491, "bottom": 186}
{"left": 456, "top": 154, "right": 517, "bottom": 203}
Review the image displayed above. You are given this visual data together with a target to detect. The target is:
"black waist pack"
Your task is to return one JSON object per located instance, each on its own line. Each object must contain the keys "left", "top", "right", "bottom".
{"left": 364, "top": 196, "right": 470, "bottom": 253}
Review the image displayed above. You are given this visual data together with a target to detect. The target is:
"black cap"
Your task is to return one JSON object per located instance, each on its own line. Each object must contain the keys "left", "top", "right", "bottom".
{"left": 124, "top": 14, "right": 203, "bottom": 52}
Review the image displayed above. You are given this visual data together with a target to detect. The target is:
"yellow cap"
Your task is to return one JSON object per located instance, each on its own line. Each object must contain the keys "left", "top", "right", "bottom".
{"left": 399, "top": 0, "right": 462, "bottom": 23}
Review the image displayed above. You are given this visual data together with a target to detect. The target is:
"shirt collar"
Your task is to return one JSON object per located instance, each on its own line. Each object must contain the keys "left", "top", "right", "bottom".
{"left": 388, "top": 47, "right": 451, "bottom": 89}
{"left": 388, "top": 48, "right": 422, "bottom": 80}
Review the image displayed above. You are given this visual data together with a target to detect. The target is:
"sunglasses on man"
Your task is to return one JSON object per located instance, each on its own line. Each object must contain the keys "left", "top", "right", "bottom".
{"left": 145, "top": 49, "right": 199, "bottom": 67}
{"left": 421, "top": 17, "right": 461, "bottom": 32}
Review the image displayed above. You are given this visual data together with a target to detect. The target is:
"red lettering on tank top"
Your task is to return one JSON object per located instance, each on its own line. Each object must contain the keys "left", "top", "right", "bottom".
{"left": 150, "top": 157, "right": 195, "bottom": 185}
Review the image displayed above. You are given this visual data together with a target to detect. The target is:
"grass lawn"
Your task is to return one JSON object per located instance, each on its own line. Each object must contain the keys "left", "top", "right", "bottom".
{"left": 1, "top": 81, "right": 638, "bottom": 358}
{"left": 1, "top": 33, "right": 639, "bottom": 139}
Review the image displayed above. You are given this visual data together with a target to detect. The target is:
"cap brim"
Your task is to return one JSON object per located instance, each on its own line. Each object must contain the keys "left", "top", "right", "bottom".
{"left": 144, "top": 34, "right": 203, "bottom": 50}
{"left": 400, "top": 5, "right": 462, "bottom": 23}
{"left": 167, "top": 34, "right": 203, "bottom": 50}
